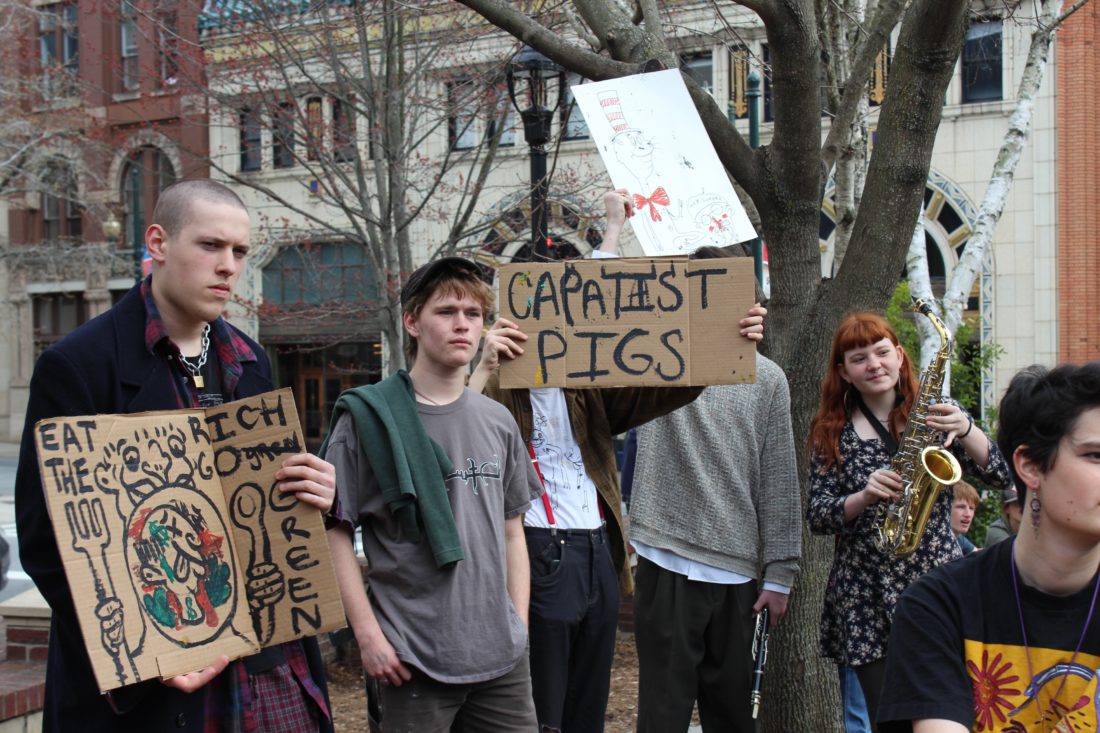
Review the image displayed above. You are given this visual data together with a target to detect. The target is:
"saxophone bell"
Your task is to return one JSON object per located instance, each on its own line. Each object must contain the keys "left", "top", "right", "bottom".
{"left": 922, "top": 445, "right": 963, "bottom": 487}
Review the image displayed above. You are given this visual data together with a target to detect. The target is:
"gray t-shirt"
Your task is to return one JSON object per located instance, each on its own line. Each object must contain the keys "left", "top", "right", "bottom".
{"left": 328, "top": 389, "right": 542, "bottom": 683}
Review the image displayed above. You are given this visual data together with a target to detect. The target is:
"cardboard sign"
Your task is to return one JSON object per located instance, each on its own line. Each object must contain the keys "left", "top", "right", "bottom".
{"left": 497, "top": 257, "right": 756, "bottom": 388}
{"left": 570, "top": 70, "right": 757, "bottom": 256}
{"left": 34, "top": 389, "right": 344, "bottom": 692}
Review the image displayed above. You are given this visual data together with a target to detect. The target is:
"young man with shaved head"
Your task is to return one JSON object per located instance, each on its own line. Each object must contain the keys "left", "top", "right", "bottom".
{"left": 16, "top": 179, "right": 337, "bottom": 733}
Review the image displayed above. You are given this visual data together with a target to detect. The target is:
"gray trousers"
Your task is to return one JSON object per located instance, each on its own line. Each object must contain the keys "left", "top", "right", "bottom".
{"left": 367, "top": 654, "right": 537, "bottom": 733}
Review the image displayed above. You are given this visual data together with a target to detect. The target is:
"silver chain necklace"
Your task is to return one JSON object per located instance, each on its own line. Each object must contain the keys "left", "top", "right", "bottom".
{"left": 178, "top": 324, "right": 211, "bottom": 389}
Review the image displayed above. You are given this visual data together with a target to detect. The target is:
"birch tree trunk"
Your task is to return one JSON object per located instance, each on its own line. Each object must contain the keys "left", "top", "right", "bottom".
{"left": 905, "top": 212, "right": 941, "bottom": 370}
{"left": 938, "top": 0, "right": 1080, "bottom": 338}
{"left": 824, "top": 0, "right": 869, "bottom": 273}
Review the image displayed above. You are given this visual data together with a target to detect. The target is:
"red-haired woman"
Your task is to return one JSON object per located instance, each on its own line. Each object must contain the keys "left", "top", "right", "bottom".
{"left": 806, "top": 312, "right": 1010, "bottom": 730}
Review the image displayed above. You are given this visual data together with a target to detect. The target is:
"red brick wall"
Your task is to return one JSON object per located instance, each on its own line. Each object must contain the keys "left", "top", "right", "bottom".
{"left": 4, "top": 627, "right": 48, "bottom": 663}
{"left": 5, "top": 0, "right": 210, "bottom": 248}
{"left": 0, "top": 622, "right": 48, "bottom": 724}
{"left": 1057, "top": 7, "right": 1100, "bottom": 363}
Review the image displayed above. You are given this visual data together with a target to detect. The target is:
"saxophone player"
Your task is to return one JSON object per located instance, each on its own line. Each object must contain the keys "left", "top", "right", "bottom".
{"left": 806, "top": 312, "right": 1011, "bottom": 731}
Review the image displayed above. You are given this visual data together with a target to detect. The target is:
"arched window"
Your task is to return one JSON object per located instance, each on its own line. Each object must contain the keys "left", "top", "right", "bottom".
{"left": 121, "top": 148, "right": 176, "bottom": 250}
{"left": 476, "top": 194, "right": 601, "bottom": 273}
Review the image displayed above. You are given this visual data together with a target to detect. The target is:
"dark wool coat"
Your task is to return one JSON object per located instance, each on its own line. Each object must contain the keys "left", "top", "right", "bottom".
{"left": 15, "top": 284, "right": 332, "bottom": 733}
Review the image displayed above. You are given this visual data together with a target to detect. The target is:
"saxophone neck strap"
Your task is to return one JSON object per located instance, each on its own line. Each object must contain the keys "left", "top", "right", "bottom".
{"left": 856, "top": 393, "right": 899, "bottom": 455}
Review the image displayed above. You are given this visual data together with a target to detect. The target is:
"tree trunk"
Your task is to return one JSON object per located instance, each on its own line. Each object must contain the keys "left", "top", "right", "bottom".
{"left": 763, "top": 4, "right": 971, "bottom": 728}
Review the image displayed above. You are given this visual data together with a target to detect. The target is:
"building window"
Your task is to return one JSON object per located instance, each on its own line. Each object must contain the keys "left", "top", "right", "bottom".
{"left": 561, "top": 71, "right": 589, "bottom": 140}
{"left": 449, "top": 77, "right": 526, "bottom": 149}
{"left": 273, "top": 102, "right": 296, "bottom": 169}
{"left": 962, "top": 20, "right": 1003, "bottom": 103}
{"left": 40, "top": 162, "right": 82, "bottom": 241}
{"left": 332, "top": 97, "right": 356, "bottom": 162}
{"left": 41, "top": 192, "right": 82, "bottom": 241}
{"left": 120, "top": 1, "right": 140, "bottom": 92}
{"left": 305, "top": 96, "right": 323, "bottom": 161}
{"left": 448, "top": 80, "right": 478, "bottom": 151}
{"left": 240, "top": 108, "right": 262, "bottom": 171}
{"left": 262, "top": 242, "right": 376, "bottom": 305}
{"left": 38, "top": 2, "right": 78, "bottom": 99}
{"left": 157, "top": 5, "right": 179, "bottom": 88}
{"left": 486, "top": 83, "right": 515, "bottom": 147}
{"left": 681, "top": 52, "right": 714, "bottom": 96}
{"left": 122, "top": 148, "right": 176, "bottom": 251}
{"left": 33, "top": 292, "right": 86, "bottom": 357}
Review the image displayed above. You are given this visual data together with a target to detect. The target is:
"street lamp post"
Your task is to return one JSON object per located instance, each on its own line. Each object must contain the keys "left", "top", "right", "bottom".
{"left": 745, "top": 71, "right": 765, "bottom": 290}
{"left": 506, "top": 46, "right": 563, "bottom": 261}
{"left": 731, "top": 73, "right": 766, "bottom": 290}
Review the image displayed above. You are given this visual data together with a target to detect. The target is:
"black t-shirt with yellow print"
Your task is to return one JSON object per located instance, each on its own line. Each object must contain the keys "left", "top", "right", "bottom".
{"left": 879, "top": 538, "right": 1100, "bottom": 733}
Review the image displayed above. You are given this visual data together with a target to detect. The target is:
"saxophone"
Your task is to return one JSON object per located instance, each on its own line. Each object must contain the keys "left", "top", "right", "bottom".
{"left": 873, "top": 299, "right": 963, "bottom": 557}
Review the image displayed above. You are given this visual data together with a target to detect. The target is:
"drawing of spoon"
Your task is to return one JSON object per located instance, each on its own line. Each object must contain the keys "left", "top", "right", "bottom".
{"left": 230, "top": 483, "right": 276, "bottom": 646}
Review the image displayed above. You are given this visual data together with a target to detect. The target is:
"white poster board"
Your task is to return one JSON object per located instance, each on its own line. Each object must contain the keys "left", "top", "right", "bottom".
{"left": 571, "top": 69, "right": 757, "bottom": 256}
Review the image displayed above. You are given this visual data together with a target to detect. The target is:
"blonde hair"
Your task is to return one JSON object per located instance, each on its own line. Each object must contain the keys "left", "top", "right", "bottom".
{"left": 952, "top": 480, "right": 980, "bottom": 509}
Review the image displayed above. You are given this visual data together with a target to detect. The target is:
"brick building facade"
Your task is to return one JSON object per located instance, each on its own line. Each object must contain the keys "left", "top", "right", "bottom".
{"left": 1057, "top": 6, "right": 1100, "bottom": 363}
{"left": 0, "top": 0, "right": 209, "bottom": 441}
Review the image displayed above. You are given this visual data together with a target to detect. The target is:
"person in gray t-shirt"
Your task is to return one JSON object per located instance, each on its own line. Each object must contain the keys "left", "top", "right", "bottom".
{"left": 325, "top": 257, "right": 542, "bottom": 732}
{"left": 326, "top": 393, "right": 539, "bottom": 683}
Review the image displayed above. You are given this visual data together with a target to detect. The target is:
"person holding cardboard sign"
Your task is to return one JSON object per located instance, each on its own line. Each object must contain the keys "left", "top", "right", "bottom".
{"left": 469, "top": 189, "right": 767, "bottom": 733}
{"left": 627, "top": 245, "right": 800, "bottom": 733}
{"left": 323, "top": 257, "right": 543, "bottom": 732}
{"left": 15, "top": 180, "right": 337, "bottom": 733}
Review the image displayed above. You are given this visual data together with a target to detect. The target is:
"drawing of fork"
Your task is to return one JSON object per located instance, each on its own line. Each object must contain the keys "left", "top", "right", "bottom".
{"left": 65, "top": 498, "right": 140, "bottom": 684}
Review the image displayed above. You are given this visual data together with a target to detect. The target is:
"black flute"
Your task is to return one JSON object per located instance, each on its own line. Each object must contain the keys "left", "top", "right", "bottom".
{"left": 750, "top": 608, "right": 770, "bottom": 719}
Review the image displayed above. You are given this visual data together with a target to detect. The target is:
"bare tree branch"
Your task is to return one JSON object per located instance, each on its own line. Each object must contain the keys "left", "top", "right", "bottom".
{"left": 821, "top": 0, "right": 908, "bottom": 171}
{"left": 452, "top": 0, "right": 639, "bottom": 79}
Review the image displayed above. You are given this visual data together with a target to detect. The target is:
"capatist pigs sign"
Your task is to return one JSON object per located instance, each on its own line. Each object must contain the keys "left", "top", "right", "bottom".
{"left": 497, "top": 256, "right": 756, "bottom": 388}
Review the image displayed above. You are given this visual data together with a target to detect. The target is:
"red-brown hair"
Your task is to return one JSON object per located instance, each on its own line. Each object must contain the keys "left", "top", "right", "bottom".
{"left": 808, "top": 312, "right": 920, "bottom": 471}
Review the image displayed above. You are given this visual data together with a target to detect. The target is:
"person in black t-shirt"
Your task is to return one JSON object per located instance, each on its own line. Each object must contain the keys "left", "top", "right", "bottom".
{"left": 880, "top": 361, "right": 1100, "bottom": 733}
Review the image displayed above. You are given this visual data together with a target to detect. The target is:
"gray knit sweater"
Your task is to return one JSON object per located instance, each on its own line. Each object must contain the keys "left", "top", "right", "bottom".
{"left": 629, "top": 354, "right": 801, "bottom": 588}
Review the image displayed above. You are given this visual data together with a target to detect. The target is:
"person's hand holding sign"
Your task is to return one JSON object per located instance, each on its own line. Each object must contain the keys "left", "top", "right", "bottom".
{"left": 597, "top": 188, "right": 767, "bottom": 343}
{"left": 275, "top": 453, "right": 336, "bottom": 512}
{"left": 741, "top": 304, "right": 767, "bottom": 342}
{"left": 162, "top": 656, "right": 230, "bottom": 694}
{"left": 469, "top": 318, "right": 528, "bottom": 393}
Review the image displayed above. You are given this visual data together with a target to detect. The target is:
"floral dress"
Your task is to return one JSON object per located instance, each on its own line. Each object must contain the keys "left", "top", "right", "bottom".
{"left": 806, "top": 406, "right": 1011, "bottom": 666}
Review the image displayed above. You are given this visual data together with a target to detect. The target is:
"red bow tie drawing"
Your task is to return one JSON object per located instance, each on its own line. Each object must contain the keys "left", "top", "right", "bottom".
{"left": 633, "top": 187, "right": 671, "bottom": 221}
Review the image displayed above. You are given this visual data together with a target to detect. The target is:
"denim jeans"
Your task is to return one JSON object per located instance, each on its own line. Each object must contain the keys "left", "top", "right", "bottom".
{"left": 839, "top": 664, "right": 872, "bottom": 733}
